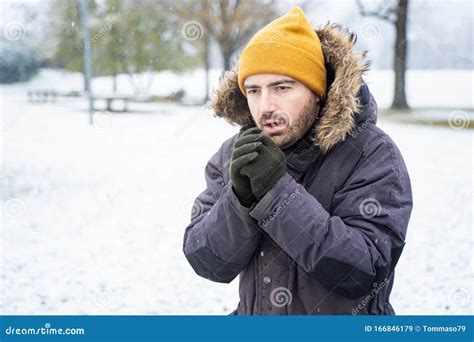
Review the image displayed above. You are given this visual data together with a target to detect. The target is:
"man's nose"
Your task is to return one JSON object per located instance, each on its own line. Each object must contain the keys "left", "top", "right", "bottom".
{"left": 259, "top": 90, "right": 277, "bottom": 115}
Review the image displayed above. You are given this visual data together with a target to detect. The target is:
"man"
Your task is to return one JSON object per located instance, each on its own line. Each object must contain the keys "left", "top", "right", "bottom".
{"left": 183, "top": 7, "right": 413, "bottom": 315}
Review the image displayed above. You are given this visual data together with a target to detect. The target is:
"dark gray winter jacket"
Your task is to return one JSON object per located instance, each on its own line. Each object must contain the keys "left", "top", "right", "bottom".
{"left": 183, "top": 23, "right": 413, "bottom": 315}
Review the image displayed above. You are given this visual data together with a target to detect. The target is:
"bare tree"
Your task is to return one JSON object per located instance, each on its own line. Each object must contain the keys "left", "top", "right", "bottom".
{"left": 211, "top": 0, "right": 277, "bottom": 71}
{"left": 356, "top": 0, "right": 410, "bottom": 110}
{"left": 174, "top": 0, "right": 277, "bottom": 103}
{"left": 174, "top": 0, "right": 213, "bottom": 103}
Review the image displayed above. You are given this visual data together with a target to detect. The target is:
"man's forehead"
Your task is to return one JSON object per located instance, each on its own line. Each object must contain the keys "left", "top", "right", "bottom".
{"left": 243, "top": 74, "right": 297, "bottom": 88}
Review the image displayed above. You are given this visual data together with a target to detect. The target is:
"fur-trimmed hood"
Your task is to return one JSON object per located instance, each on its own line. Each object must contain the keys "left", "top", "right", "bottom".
{"left": 209, "top": 23, "right": 378, "bottom": 153}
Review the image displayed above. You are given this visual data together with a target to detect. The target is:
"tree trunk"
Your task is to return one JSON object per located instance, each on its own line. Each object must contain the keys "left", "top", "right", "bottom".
{"left": 391, "top": 0, "right": 409, "bottom": 110}
{"left": 201, "top": 0, "right": 211, "bottom": 104}
{"left": 203, "top": 32, "right": 210, "bottom": 104}
{"left": 83, "top": 74, "right": 89, "bottom": 92}
{"left": 112, "top": 74, "right": 117, "bottom": 92}
{"left": 223, "top": 51, "right": 232, "bottom": 72}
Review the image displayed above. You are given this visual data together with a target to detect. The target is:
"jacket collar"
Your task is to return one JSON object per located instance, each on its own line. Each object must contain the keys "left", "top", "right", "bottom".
{"left": 284, "top": 126, "right": 320, "bottom": 174}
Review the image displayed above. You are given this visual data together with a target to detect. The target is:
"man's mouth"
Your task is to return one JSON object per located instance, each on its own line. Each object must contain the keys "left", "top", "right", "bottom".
{"left": 262, "top": 117, "right": 288, "bottom": 134}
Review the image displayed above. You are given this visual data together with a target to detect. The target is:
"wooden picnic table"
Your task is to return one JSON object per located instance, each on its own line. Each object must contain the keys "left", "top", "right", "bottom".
{"left": 92, "top": 94, "right": 133, "bottom": 112}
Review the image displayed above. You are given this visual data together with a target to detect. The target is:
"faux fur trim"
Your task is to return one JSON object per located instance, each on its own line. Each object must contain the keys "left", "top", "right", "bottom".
{"left": 209, "top": 23, "right": 371, "bottom": 153}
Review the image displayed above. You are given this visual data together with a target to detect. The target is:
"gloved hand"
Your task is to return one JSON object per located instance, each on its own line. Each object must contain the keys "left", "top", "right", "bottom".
{"left": 230, "top": 127, "right": 265, "bottom": 207}
{"left": 240, "top": 129, "right": 286, "bottom": 201}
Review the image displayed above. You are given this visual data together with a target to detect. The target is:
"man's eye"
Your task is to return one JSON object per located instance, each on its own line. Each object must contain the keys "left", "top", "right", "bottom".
{"left": 276, "top": 86, "right": 289, "bottom": 91}
{"left": 247, "top": 89, "right": 258, "bottom": 95}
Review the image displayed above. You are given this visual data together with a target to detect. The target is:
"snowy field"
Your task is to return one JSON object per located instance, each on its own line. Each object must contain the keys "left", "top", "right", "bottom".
{"left": 0, "top": 69, "right": 472, "bottom": 315}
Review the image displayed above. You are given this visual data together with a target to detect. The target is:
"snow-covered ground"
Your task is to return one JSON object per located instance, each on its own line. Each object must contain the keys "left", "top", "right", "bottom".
{"left": 0, "top": 69, "right": 472, "bottom": 315}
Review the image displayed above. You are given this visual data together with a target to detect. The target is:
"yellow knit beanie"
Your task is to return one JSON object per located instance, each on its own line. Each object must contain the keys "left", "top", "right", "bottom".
{"left": 238, "top": 7, "right": 327, "bottom": 99}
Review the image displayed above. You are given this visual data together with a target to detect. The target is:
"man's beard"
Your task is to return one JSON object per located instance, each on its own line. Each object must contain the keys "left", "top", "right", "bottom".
{"left": 263, "top": 97, "right": 320, "bottom": 150}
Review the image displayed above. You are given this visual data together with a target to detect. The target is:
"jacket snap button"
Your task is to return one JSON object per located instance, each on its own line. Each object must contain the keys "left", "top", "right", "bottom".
{"left": 260, "top": 251, "right": 264, "bottom": 257}
{"left": 263, "top": 276, "right": 271, "bottom": 284}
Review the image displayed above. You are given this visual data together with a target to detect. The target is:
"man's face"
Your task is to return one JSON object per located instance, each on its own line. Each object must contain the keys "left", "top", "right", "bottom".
{"left": 243, "top": 74, "right": 321, "bottom": 149}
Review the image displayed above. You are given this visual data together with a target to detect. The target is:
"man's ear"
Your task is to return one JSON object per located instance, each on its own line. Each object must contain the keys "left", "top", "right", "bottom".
{"left": 316, "top": 97, "right": 325, "bottom": 120}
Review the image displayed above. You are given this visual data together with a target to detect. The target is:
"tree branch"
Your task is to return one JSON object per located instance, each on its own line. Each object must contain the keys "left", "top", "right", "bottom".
{"left": 356, "top": 0, "right": 398, "bottom": 23}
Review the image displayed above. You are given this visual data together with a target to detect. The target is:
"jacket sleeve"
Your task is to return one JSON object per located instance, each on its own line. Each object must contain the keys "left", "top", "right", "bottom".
{"left": 183, "top": 139, "right": 261, "bottom": 283}
{"left": 248, "top": 136, "right": 413, "bottom": 299}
